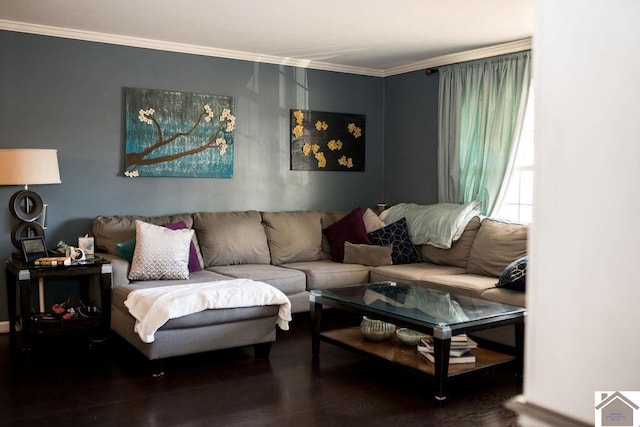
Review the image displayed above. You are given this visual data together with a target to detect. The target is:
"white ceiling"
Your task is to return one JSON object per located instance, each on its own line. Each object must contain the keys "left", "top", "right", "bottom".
{"left": 0, "top": 0, "right": 533, "bottom": 77}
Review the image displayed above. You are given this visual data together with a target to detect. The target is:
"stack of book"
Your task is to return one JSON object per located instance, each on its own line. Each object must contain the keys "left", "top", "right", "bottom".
{"left": 417, "top": 334, "right": 477, "bottom": 364}
{"left": 34, "top": 256, "right": 72, "bottom": 266}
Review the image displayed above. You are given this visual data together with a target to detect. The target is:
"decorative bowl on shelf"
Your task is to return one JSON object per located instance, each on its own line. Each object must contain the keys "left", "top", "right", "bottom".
{"left": 395, "top": 328, "right": 428, "bottom": 346}
{"left": 360, "top": 316, "right": 395, "bottom": 341}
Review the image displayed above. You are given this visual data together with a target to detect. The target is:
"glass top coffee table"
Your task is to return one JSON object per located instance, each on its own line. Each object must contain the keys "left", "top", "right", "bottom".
{"left": 310, "top": 281, "right": 526, "bottom": 401}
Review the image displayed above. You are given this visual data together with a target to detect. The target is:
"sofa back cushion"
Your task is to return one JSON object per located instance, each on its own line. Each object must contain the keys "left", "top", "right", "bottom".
{"left": 421, "top": 216, "right": 481, "bottom": 268}
{"left": 194, "top": 211, "right": 270, "bottom": 266}
{"left": 467, "top": 218, "right": 528, "bottom": 277}
{"left": 93, "top": 213, "right": 194, "bottom": 256}
{"left": 262, "top": 211, "right": 325, "bottom": 264}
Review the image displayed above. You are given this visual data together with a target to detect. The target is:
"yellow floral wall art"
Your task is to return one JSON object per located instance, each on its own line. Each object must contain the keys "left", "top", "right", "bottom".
{"left": 290, "top": 109, "right": 365, "bottom": 171}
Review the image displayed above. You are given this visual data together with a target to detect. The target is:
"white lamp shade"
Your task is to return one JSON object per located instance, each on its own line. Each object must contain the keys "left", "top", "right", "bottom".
{"left": 0, "top": 149, "right": 61, "bottom": 186}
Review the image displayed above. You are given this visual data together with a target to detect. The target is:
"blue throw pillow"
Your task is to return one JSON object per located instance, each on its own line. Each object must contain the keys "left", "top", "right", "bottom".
{"left": 496, "top": 256, "right": 527, "bottom": 291}
{"left": 116, "top": 237, "right": 136, "bottom": 262}
{"left": 367, "top": 217, "right": 421, "bottom": 264}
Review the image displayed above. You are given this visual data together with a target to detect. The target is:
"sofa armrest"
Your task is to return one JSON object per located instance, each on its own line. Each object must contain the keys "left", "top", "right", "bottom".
{"left": 97, "top": 252, "right": 130, "bottom": 287}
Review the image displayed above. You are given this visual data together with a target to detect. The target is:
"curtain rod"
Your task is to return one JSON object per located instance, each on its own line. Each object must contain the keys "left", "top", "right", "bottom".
{"left": 422, "top": 38, "right": 532, "bottom": 77}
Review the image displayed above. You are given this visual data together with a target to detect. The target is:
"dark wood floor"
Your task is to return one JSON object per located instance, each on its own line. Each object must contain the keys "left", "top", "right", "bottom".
{"left": 0, "top": 312, "right": 521, "bottom": 426}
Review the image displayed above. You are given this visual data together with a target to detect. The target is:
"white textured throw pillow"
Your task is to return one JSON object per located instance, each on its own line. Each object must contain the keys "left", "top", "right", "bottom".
{"left": 129, "top": 220, "right": 194, "bottom": 280}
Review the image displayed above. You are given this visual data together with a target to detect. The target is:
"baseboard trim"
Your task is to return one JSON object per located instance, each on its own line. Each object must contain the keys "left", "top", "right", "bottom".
{"left": 0, "top": 321, "right": 9, "bottom": 334}
{"left": 505, "top": 395, "right": 592, "bottom": 427}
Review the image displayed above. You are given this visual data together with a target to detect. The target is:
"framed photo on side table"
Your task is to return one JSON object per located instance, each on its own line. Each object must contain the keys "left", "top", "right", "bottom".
{"left": 78, "top": 236, "right": 95, "bottom": 255}
{"left": 20, "top": 236, "right": 48, "bottom": 264}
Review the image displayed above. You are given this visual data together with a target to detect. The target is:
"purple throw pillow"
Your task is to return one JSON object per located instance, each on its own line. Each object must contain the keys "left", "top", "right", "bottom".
{"left": 323, "top": 207, "right": 371, "bottom": 262}
{"left": 164, "top": 221, "right": 202, "bottom": 272}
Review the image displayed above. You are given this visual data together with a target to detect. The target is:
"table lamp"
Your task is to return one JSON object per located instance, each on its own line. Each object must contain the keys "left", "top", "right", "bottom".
{"left": 0, "top": 149, "right": 61, "bottom": 251}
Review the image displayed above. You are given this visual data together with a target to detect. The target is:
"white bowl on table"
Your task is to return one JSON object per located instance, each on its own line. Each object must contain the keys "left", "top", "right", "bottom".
{"left": 395, "top": 328, "right": 428, "bottom": 346}
{"left": 360, "top": 316, "right": 395, "bottom": 341}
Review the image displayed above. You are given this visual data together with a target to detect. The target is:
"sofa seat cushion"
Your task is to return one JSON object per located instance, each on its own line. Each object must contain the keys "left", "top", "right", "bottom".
{"left": 113, "top": 302, "right": 278, "bottom": 332}
{"left": 414, "top": 274, "right": 501, "bottom": 298}
{"left": 282, "top": 260, "right": 370, "bottom": 290}
{"left": 162, "top": 305, "right": 279, "bottom": 331}
{"left": 194, "top": 211, "right": 271, "bottom": 266}
{"left": 262, "top": 211, "right": 325, "bottom": 264}
{"left": 207, "top": 264, "right": 307, "bottom": 295}
{"left": 112, "top": 270, "right": 233, "bottom": 309}
{"left": 480, "top": 287, "right": 526, "bottom": 307}
{"left": 97, "top": 253, "right": 131, "bottom": 288}
{"left": 369, "top": 263, "right": 467, "bottom": 285}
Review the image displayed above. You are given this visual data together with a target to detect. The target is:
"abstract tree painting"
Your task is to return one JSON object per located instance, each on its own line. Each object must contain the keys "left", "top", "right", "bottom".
{"left": 125, "top": 88, "right": 235, "bottom": 178}
{"left": 290, "top": 109, "right": 365, "bottom": 171}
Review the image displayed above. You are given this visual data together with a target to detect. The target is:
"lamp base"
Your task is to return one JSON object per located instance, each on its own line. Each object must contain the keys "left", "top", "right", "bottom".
{"left": 11, "top": 221, "right": 45, "bottom": 251}
{"left": 8, "top": 189, "right": 46, "bottom": 250}
{"left": 9, "top": 189, "right": 44, "bottom": 222}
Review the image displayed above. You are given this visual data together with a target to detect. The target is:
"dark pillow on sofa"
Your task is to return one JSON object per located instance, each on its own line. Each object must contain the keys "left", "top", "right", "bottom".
{"left": 368, "top": 217, "right": 421, "bottom": 265}
{"left": 116, "top": 237, "right": 136, "bottom": 262}
{"left": 323, "top": 207, "right": 371, "bottom": 262}
{"left": 496, "top": 256, "right": 527, "bottom": 291}
{"left": 164, "top": 222, "right": 202, "bottom": 272}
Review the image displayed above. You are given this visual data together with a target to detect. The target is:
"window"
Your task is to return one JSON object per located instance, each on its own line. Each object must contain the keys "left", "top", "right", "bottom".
{"left": 494, "top": 87, "right": 534, "bottom": 224}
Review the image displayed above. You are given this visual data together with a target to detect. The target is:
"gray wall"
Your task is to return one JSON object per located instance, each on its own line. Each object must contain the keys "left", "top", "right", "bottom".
{"left": 383, "top": 70, "right": 439, "bottom": 206}
{"left": 0, "top": 31, "right": 393, "bottom": 321}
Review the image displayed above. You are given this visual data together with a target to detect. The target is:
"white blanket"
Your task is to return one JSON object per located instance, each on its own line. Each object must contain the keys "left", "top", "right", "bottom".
{"left": 382, "top": 202, "right": 480, "bottom": 248}
{"left": 124, "top": 279, "right": 292, "bottom": 343}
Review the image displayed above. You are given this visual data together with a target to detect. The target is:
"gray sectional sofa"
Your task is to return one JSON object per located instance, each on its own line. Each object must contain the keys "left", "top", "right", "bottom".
{"left": 92, "top": 208, "right": 527, "bottom": 362}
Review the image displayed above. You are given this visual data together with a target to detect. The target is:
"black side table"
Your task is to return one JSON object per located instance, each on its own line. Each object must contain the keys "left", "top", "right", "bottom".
{"left": 5, "top": 257, "right": 112, "bottom": 350}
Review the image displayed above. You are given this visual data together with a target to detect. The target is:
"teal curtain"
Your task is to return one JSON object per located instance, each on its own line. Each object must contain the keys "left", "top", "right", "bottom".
{"left": 437, "top": 51, "right": 531, "bottom": 215}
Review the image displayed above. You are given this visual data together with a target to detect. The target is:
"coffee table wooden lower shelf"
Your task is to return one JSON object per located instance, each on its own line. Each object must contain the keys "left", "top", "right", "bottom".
{"left": 320, "top": 327, "right": 515, "bottom": 377}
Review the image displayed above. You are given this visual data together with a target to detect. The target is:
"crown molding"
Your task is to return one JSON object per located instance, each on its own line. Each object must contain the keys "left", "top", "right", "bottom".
{"left": 0, "top": 19, "right": 386, "bottom": 77}
{"left": 1, "top": 19, "right": 530, "bottom": 78}
{"left": 382, "top": 38, "right": 532, "bottom": 77}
